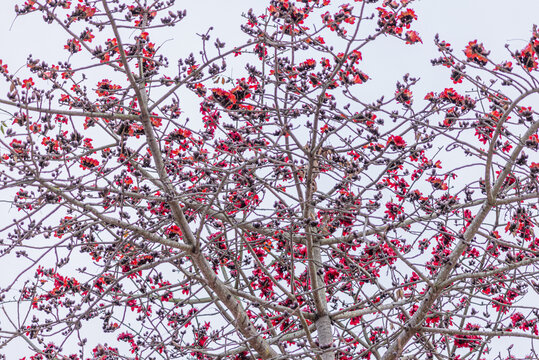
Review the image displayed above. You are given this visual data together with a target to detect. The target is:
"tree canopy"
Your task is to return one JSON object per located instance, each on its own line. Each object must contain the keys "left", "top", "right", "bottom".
{"left": 1, "top": 1, "right": 539, "bottom": 360}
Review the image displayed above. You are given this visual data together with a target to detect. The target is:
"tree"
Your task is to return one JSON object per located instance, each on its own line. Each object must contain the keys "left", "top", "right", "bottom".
{"left": 1, "top": 0, "right": 539, "bottom": 359}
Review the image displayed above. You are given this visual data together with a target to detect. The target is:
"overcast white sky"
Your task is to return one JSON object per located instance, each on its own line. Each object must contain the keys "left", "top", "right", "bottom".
{"left": 1, "top": 0, "right": 539, "bottom": 358}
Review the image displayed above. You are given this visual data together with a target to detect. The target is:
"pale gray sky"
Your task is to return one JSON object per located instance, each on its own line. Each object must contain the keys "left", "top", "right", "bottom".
{"left": 1, "top": 0, "right": 538, "bottom": 358}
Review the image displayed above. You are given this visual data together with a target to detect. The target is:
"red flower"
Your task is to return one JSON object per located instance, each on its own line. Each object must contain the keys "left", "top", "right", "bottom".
{"left": 352, "top": 71, "right": 369, "bottom": 84}
{"left": 426, "top": 177, "right": 448, "bottom": 190}
{"left": 298, "top": 59, "right": 316, "bottom": 71}
{"left": 0, "top": 59, "right": 8, "bottom": 74}
{"left": 349, "top": 50, "right": 362, "bottom": 63}
{"left": 211, "top": 88, "right": 237, "bottom": 109}
{"left": 405, "top": 30, "right": 422, "bottom": 44}
{"left": 516, "top": 43, "right": 538, "bottom": 71}
{"left": 22, "top": 77, "right": 34, "bottom": 89}
{"left": 395, "top": 88, "right": 413, "bottom": 105}
{"left": 64, "top": 38, "right": 82, "bottom": 53}
{"left": 80, "top": 29, "right": 95, "bottom": 42}
{"left": 69, "top": 4, "right": 96, "bottom": 21}
{"left": 464, "top": 40, "right": 489, "bottom": 66}
{"left": 495, "top": 61, "right": 513, "bottom": 72}
{"left": 387, "top": 135, "right": 406, "bottom": 148}
{"left": 194, "top": 83, "right": 206, "bottom": 97}
{"left": 80, "top": 156, "right": 99, "bottom": 169}
{"left": 450, "top": 68, "right": 463, "bottom": 83}
{"left": 398, "top": 9, "right": 417, "bottom": 28}
{"left": 385, "top": 202, "right": 403, "bottom": 220}
{"left": 96, "top": 79, "right": 121, "bottom": 96}
{"left": 254, "top": 43, "right": 267, "bottom": 59}
{"left": 454, "top": 323, "right": 482, "bottom": 349}
{"left": 165, "top": 225, "right": 182, "bottom": 239}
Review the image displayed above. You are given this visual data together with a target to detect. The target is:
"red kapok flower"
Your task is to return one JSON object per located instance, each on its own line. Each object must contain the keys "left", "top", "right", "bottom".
{"left": 405, "top": 30, "right": 422, "bottom": 44}
{"left": 464, "top": 40, "right": 489, "bottom": 66}
{"left": 64, "top": 38, "right": 82, "bottom": 53}
{"left": 22, "top": 78, "right": 34, "bottom": 89}
{"left": 80, "top": 156, "right": 99, "bottom": 170}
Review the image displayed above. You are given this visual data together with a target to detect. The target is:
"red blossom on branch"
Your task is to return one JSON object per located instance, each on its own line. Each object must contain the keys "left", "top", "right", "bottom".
{"left": 1, "top": 2, "right": 539, "bottom": 360}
